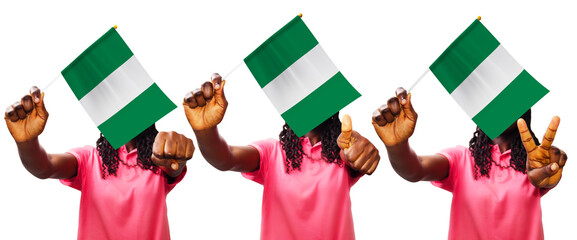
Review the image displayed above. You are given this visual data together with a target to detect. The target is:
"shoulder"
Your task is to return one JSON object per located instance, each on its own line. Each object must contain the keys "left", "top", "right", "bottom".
{"left": 438, "top": 145, "right": 469, "bottom": 157}
{"left": 67, "top": 145, "right": 97, "bottom": 157}
{"left": 249, "top": 138, "right": 281, "bottom": 154}
{"left": 438, "top": 145, "right": 470, "bottom": 166}
{"left": 66, "top": 145, "right": 99, "bottom": 164}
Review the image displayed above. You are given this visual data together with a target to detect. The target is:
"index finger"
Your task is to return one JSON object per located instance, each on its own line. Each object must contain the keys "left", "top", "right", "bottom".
{"left": 541, "top": 116, "right": 560, "bottom": 150}
{"left": 517, "top": 118, "right": 537, "bottom": 154}
{"left": 153, "top": 132, "right": 168, "bottom": 158}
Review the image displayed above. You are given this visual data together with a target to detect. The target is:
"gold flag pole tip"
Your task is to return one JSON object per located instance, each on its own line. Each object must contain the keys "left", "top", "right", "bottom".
{"left": 477, "top": 16, "right": 482, "bottom": 21}
{"left": 299, "top": 13, "right": 303, "bottom": 18}
{"left": 114, "top": 25, "right": 118, "bottom": 29}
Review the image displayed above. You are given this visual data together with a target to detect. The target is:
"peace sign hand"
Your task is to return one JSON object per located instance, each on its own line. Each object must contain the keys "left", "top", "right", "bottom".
{"left": 518, "top": 116, "right": 568, "bottom": 188}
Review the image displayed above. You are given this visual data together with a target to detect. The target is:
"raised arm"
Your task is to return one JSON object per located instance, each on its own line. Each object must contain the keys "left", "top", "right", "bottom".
{"left": 371, "top": 87, "right": 449, "bottom": 182}
{"left": 5, "top": 86, "right": 78, "bottom": 179}
{"left": 183, "top": 73, "right": 259, "bottom": 172}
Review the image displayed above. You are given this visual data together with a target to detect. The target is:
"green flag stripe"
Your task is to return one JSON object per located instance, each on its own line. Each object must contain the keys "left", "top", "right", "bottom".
{"left": 281, "top": 72, "right": 361, "bottom": 137}
{"left": 472, "top": 70, "right": 549, "bottom": 139}
{"left": 62, "top": 27, "right": 134, "bottom": 100}
{"left": 430, "top": 20, "right": 500, "bottom": 93}
{"left": 244, "top": 16, "right": 319, "bottom": 88}
{"left": 97, "top": 83, "right": 176, "bottom": 149}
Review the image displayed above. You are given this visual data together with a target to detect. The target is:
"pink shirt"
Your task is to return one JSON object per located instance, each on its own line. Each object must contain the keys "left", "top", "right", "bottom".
{"left": 60, "top": 145, "right": 186, "bottom": 240}
{"left": 242, "top": 138, "right": 361, "bottom": 240}
{"left": 432, "top": 145, "right": 546, "bottom": 240}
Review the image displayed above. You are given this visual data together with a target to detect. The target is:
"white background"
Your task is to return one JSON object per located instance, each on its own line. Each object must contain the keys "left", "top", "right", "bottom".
{"left": 1, "top": 1, "right": 575, "bottom": 239}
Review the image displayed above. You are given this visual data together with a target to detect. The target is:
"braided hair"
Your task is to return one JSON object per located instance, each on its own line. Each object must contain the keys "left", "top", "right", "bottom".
{"left": 279, "top": 113, "right": 343, "bottom": 173}
{"left": 96, "top": 124, "right": 159, "bottom": 179}
{"left": 469, "top": 110, "right": 539, "bottom": 179}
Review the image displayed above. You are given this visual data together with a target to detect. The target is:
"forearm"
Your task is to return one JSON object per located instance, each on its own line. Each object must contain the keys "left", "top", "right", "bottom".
{"left": 385, "top": 140, "right": 425, "bottom": 182}
{"left": 16, "top": 138, "right": 55, "bottom": 179}
{"left": 194, "top": 127, "right": 235, "bottom": 171}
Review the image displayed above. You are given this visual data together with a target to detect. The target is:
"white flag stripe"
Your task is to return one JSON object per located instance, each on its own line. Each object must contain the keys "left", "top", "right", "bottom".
{"left": 79, "top": 56, "right": 154, "bottom": 126}
{"left": 450, "top": 45, "right": 523, "bottom": 118}
{"left": 262, "top": 44, "right": 339, "bottom": 114}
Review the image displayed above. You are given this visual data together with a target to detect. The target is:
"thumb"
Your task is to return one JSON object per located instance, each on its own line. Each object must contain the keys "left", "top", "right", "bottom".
{"left": 31, "top": 86, "right": 48, "bottom": 120}
{"left": 170, "top": 160, "right": 179, "bottom": 171}
{"left": 529, "top": 162, "right": 559, "bottom": 186}
{"left": 396, "top": 87, "right": 417, "bottom": 121}
{"left": 211, "top": 73, "right": 227, "bottom": 106}
{"left": 337, "top": 114, "right": 352, "bottom": 149}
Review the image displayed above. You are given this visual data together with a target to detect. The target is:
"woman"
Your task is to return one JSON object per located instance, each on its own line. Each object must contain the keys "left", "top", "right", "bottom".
{"left": 4, "top": 86, "right": 194, "bottom": 240}
{"left": 372, "top": 87, "right": 568, "bottom": 239}
{"left": 182, "top": 73, "right": 380, "bottom": 240}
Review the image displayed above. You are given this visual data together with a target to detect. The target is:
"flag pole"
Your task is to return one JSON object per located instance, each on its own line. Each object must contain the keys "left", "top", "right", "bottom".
{"left": 223, "top": 14, "right": 303, "bottom": 80}
{"left": 222, "top": 61, "right": 244, "bottom": 80}
{"left": 41, "top": 74, "right": 63, "bottom": 92}
{"left": 42, "top": 25, "right": 119, "bottom": 93}
{"left": 408, "top": 16, "right": 480, "bottom": 93}
{"left": 407, "top": 68, "right": 430, "bottom": 93}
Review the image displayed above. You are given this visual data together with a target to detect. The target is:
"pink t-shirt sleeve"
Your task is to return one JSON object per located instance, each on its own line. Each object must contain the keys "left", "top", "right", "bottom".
{"left": 242, "top": 139, "right": 276, "bottom": 185}
{"left": 166, "top": 166, "right": 187, "bottom": 193}
{"left": 60, "top": 145, "right": 93, "bottom": 191}
{"left": 431, "top": 146, "right": 466, "bottom": 192}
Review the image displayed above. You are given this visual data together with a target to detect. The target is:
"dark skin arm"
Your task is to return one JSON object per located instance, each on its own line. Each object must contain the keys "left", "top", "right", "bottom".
{"left": 5, "top": 87, "right": 78, "bottom": 179}
{"left": 372, "top": 87, "right": 449, "bottom": 182}
{"left": 6, "top": 87, "right": 195, "bottom": 181}
{"left": 183, "top": 73, "right": 259, "bottom": 172}
{"left": 184, "top": 73, "right": 380, "bottom": 174}
{"left": 374, "top": 87, "right": 569, "bottom": 187}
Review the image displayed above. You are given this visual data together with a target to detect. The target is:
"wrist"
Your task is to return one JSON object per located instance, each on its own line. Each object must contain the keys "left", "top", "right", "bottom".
{"left": 15, "top": 137, "right": 40, "bottom": 146}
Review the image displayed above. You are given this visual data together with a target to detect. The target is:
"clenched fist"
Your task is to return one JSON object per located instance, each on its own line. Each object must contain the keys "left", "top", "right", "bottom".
{"left": 372, "top": 87, "right": 418, "bottom": 146}
{"left": 183, "top": 73, "right": 228, "bottom": 131}
{"left": 5, "top": 86, "right": 49, "bottom": 142}
{"left": 152, "top": 131, "right": 195, "bottom": 173}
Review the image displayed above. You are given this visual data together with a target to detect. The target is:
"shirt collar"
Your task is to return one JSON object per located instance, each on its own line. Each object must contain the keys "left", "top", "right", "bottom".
{"left": 491, "top": 144, "right": 511, "bottom": 156}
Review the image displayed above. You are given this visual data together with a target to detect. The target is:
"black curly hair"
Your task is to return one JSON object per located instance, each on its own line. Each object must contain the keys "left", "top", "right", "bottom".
{"left": 279, "top": 112, "right": 343, "bottom": 173}
{"left": 469, "top": 109, "right": 539, "bottom": 179}
{"left": 96, "top": 124, "right": 159, "bottom": 179}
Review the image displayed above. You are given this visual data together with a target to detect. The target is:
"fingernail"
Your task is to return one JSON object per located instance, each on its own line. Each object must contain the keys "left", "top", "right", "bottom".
{"left": 171, "top": 162, "right": 178, "bottom": 170}
{"left": 551, "top": 163, "right": 558, "bottom": 172}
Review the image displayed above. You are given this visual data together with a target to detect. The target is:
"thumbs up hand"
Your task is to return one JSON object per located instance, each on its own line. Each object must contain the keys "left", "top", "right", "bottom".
{"left": 337, "top": 114, "right": 380, "bottom": 175}
{"left": 518, "top": 116, "right": 568, "bottom": 188}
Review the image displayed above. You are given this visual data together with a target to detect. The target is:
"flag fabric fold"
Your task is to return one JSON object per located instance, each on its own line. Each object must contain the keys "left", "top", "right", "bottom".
{"left": 244, "top": 16, "right": 361, "bottom": 137}
{"left": 62, "top": 27, "right": 176, "bottom": 149}
{"left": 430, "top": 19, "right": 548, "bottom": 139}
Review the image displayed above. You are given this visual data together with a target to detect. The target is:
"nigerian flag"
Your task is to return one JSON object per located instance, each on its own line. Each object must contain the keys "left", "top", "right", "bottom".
{"left": 244, "top": 15, "right": 361, "bottom": 137}
{"left": 430, "top": 19, "right": 548, "bottom": 139}
{"left": 62, "top": 27, "right": 176, "bottom": 149}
